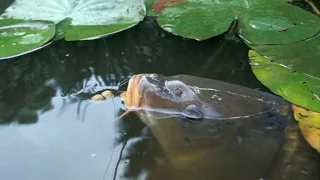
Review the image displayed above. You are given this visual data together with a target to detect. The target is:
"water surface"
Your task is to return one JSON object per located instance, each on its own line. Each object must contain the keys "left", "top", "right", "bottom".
{"left": 0, "top": 1, "right": 277, "bottom": 179}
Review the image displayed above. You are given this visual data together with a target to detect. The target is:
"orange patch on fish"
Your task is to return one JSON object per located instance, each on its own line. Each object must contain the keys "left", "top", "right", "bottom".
{"left": 120, "top": 74, "right": 142, "bottom": 108}
{"left": 292, "top": 104, "right": 320, "bottom": 153}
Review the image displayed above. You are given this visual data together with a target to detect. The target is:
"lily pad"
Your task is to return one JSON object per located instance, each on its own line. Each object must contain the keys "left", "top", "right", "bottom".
{"left": 248, "top": 50, "right": 320, "bottom": 112}
{"left": 248, "top": 33, "right": 320, "bottom": 79}
{"left": 0, "top": 19, "right": 55, "bottom": 60}
{"left": 1, "top": 0, "right": 146, "bottom": 40}
{"left": 145, "top": 0, "right": 158, "bottom": 16}
{"left": 156, "top": 0, "right": 320, "bottom": 44}
{"left": 144, "top": 0, "right": 185, "bottom": 16}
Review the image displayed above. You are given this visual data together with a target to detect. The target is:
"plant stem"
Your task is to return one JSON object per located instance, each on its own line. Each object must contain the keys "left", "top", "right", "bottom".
{"left": 305, "top": 0, "right": 320, "bottom": 16}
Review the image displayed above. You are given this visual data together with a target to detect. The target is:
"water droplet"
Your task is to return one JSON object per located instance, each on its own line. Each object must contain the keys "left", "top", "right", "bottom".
{"left": 19, "top": 34, "right": 44, "bottom": 45}
{"left": 13, "top": 32, "right": 26, "bottom": 36}
{"left": 1, "top": 32, "right": 8, "bottom": 36}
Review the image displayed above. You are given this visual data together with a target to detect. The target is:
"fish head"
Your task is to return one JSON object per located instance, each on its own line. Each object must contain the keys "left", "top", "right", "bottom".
{"left": 120, "top": 73, "right": 282, "bottom": 121}
{"left": 120, "top": 73, "right": 225, "bottom": 120}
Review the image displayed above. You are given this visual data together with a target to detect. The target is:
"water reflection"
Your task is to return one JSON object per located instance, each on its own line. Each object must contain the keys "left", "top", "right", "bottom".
{"left": 0, "top": 15, "right": 269, "bottom": 180}
{"left": 0, "top": 17, "right": 266, "bottom": 123}
{"left": 0, "top": 98, "right": 121, "bottom": 180}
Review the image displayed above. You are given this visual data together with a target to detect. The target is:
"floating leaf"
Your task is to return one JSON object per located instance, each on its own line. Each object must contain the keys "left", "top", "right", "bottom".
{"left": 0, "top": 19, "right": 55, "bottom": 60}
{"left": 153, "top": 0, "right": 185, "bottom": 13}
{"left": 292, "top": 104, "right": 320, "bottom": 153}
{"left": 156, "top": 0, "right": 320, "bottom": 44}
{"left": 248, "top": 50, "right": 320, "bottom": 112}
{"left": 54, "top": 18, "right": 72, "bottom": 41}
{"left": 145, "top": 0, "right": 158, "bottom": 16}
{"left": 248, "top": 33, "right": 320, "bottom": 79}
{"left": 1, "top": 0, "right": 146, "bottom": 40}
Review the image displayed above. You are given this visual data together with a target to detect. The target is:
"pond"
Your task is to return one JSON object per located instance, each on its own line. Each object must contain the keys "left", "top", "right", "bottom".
{"left": 0, "top": 1, "right": 318, "bottom": 180}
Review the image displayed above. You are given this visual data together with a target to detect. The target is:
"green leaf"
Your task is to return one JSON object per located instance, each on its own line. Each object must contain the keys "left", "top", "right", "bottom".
{"left": 54, "top": 18, "right": 72, "bottom": 41}
{"left": 157, "top": 0, "right": 320, "bottom": 44}
{"left": 1, "top": 0, "right": 146, "bottom": 41}
{"left": 145, "top": 0, "right": 186, "bottom": 16}
{"left": 0, "top": 19, "right": 55, "bottom": 60}
{"left": 145, "top": 0, "right": 158, "bottom": 16}
{"left": 247, "top": 33, "right": 320, "bottom": 79}
{"left": 248, "top": 50, "right": 320, "bottom": 112}
{"left": 64, "top": 23, "right": 138, "bottom": 41}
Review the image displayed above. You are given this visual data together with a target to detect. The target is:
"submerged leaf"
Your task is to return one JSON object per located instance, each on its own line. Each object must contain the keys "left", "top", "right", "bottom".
{"left": 0, "top": 19, "right": 55, "bottom": 60}
{"left": 292, "top": 104, "right": 320, "bottom": 152}
{"left": 156, "top": 0, "right": 320, "bottom": 44}
{"left": 248, "top": 50, "right": 320, "bottom": 112}
{"left": 1, "top": 0, "right": 146, "bottom": 40}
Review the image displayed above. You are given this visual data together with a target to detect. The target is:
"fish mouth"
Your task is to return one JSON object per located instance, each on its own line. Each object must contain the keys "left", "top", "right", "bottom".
{"left": 120, "top": 74, "right": 143, "bottom": 108}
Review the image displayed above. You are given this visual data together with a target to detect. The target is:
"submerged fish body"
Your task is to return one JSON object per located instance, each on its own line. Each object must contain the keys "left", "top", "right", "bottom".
{"left": 119, "top": 74, "right": 319, "bottom": 180}
{"left": 121, "top": 74, "right": 290, "bottom": 119}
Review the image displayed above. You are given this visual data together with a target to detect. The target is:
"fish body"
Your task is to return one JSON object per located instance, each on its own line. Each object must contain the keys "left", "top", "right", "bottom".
{"left": 118, "top": 74, "right": 320, "bottom": 180}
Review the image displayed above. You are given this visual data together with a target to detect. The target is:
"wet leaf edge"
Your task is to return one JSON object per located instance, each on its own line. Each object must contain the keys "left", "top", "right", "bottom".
{"left": 248, "top": 50, "right": 320, "bottom": 112}
{"left": 155, "top": 0, "right": 320, "bottom": 44}
{"left": 0, "top": 18, "right": 56, "bottom": 60}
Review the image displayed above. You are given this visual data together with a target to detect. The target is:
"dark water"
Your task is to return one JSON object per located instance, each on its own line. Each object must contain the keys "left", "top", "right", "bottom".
{"left": 0, "top": 1, "right": 318, "bottom": 180}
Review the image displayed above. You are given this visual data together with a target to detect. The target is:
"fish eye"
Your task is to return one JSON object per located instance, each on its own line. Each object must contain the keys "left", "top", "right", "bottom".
{"left": 174, "top": 88, "right": 183, "bottom": 97}
{"left": 182, "top": 104, "right": 204, "bottom": 122}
